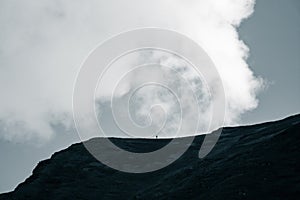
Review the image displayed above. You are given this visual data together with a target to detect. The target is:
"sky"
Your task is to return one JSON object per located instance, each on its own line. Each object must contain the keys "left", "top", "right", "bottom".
{"left": 240, "top": 0, "right": 300, "bottom": 124}
{"left": 0, "top": 0, "right": 299, "bottom": 193}
{"left": 0, "top": 0, "right": 261, "bottom": 143}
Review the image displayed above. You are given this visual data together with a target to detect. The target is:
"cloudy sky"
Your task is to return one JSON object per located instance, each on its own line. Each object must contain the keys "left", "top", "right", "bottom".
{"left": 0, "top": 0, "right": 299, "bottom": 193}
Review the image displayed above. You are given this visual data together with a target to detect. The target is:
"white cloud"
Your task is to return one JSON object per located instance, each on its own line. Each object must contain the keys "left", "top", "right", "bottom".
{"left": 0, "top": 0, "right": 263, "bottom": 142}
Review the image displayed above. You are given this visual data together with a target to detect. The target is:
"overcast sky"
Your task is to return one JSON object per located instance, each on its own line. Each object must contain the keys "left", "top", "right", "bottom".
{"left": 0, "top": 0, "right": 262, "bottom": 143}
{"left": 0, "top": 0, "right": 299, "bottom": 193}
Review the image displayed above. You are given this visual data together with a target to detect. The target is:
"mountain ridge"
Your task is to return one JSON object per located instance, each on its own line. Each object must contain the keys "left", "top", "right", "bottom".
{"left": 1, "top": 114, "right": 300, "bottom": 199}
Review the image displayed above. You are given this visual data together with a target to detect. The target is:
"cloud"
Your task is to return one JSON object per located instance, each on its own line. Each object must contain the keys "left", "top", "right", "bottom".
{"left": 0, "top": 0, "right": 263, "bottom": 142}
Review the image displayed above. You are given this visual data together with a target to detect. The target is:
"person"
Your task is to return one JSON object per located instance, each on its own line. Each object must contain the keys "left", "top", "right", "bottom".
{"left": 156, "top": 135, "right": 158, "bottom": 139}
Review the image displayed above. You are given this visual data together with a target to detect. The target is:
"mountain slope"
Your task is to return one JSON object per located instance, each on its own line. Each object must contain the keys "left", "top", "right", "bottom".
{"left": 1, "top": 115, "right": 300, "bottom": 200}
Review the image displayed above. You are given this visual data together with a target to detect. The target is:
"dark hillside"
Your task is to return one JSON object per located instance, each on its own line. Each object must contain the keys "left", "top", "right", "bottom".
{"left": 1, "top": 114, "right": 300, "bottom": 200}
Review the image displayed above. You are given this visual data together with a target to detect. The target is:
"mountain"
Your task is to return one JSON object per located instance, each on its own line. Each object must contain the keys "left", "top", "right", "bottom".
{"left": 1, "top": 114, "right": 300, "bottom": 200}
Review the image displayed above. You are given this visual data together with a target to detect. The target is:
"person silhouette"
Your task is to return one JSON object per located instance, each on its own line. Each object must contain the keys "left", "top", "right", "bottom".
{"left": 156, "top": 135, "right": 158, "bottom": 139}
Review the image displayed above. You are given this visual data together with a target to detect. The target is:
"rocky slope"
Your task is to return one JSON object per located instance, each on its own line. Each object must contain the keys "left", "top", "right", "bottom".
{"left": 1, "top": 114, "right": 300, "bottom": 200}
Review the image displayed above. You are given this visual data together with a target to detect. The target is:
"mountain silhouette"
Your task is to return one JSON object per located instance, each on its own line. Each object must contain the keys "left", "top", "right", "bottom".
{"left": 1, "top": 114, "right": 300, "bottom": 199}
